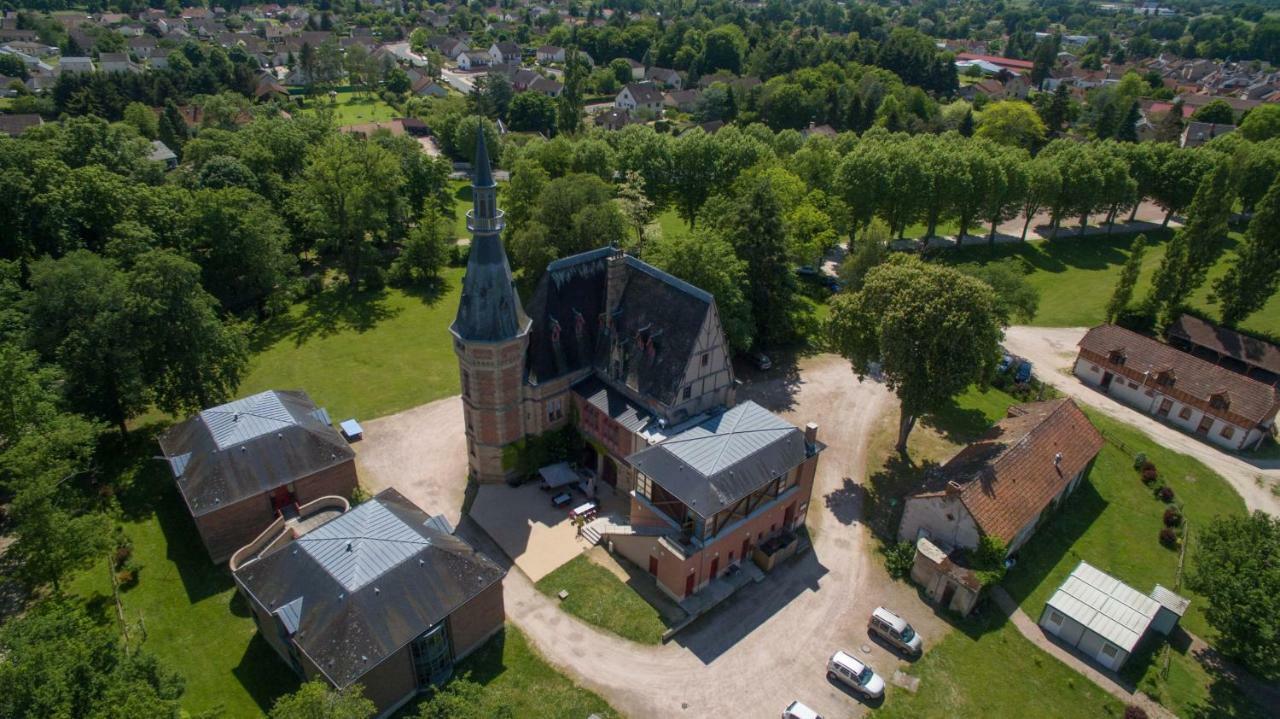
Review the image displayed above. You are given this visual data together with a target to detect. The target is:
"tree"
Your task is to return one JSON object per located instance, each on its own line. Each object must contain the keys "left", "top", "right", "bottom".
{"left": 390, "top": 211, "right": 451, "bottom": 286}
{"left": 1150, "top": 162, "right": 1235, "bottom": 320}
{"left": 1239, "top": 104, "right": 1280, "bottom": 141}
{"left": 644, "top": 228, "right": 754, "bottom": 351}
{"left": 1215, "top": 175, "right": 1280, "bottom": 326}
{"left": 556, "top": 47, "right": 588, "bottom": 134}
{"left": 187, "top": 188, "right": 295, "bottom": 313}
{"left": 197, "top": 154, "right": 259, "bottom": 191}
{"left": 837, "top": 218, "right": 890, "bottom": 292}
{"left": 0, "top": 600, "right": 186, "bottom": 718}
{"left": 386, "top": 67, "right": 411, "bottom": 95}
{"left": 615, "top": 169, "right": 654, "bottom": 249}
{"left": 122, "top": 101, "right": 158, "bottom": 139}
{"left": 1042, "top": 83, "right": 1072, "bottom": 137}
{"left": 700, "top": 24, "right": 747, "bottom": 75}
{"left": 126, "top": 250, "right": 248, "bottom": 415}
{"left": 268, "top": 679, "right": 376, "bottom": 719}
{"left": 1154, "top": 100, "right": 1185, "bottom": 143}
{"left": 670, "top": 128, "right": 720, "bottom": 227}
{"left": 977, "top": 101, "right": 1047, "bottom": 150}
{"left": 7, "top": 475, "right": 112, "bottom": 593}
{"left": 502, "top": 159, "right": 549, "bottom": 236}
{"left": 722, "top": 175, "right": 797, "bottom": 347}
{"left": 826, "top": 255, "right": 1003, "bottom": 450}
{"left": 469, "top": 73, "right": 514, "bottom": 120}
{"left": 984, "top": 145, "right": 1030, "bottom": 244}
{"left": 27, "top": 251, "right": 146, "bottom": 435}
{"left": 1191, "top": 99, "right": 1235, "bottom": 125}
{"left": 415, "top": 677, "right": 497, "bottom": 719}
{"left": 955, "top": 260, "right": 1040, "bottom": 324}
{"left": 507, "top": 92, "right": 557, "bottom": 134}
{"left": 1187, "top": 512, "right": 1280, "bottom": 679}
{"left": 289, "top": 133, "right": 405, "bottom": 286}
{"left": 1105, "top": 235, "right": 1147, "bottom": 323}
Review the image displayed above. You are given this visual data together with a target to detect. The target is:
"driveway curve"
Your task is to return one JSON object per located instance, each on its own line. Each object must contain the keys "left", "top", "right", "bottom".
{"left": 1004, "top": 326, "right": 1280, "bottom": 517}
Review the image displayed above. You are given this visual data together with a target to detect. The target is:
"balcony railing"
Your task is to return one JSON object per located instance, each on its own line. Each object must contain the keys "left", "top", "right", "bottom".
{"left": 466, "top": 208, "right": 505, "bottom": 234}
{"left": 228, "top": 495, "right": 350, "bottom": 571}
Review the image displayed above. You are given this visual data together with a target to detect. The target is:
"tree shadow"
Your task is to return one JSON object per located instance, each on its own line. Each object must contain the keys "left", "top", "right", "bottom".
{"left": 919, "top": 397, "right": 997, "bottom": 445}
{"left": 1187, "top": 636, "right": 1278, "bottom": 719}
{"left": 998, "top": 476, "right": 1109, "bottom": 606}
{"left": 397, "top": 272, "right": 454, "bottom": 306}
{"left": 863, "top": 452, "right": 941, "bottom": 542}
{"left": 232, "top": 633, "right": 300, "bottom": 715}
{"left": 823, "top": 477, "right": 867, "bottom": 527}
{"left": 733, "top": 352, "right": 804, "bottom": 414}
{"left": 290, "top": 285, "right": 402, "bottom": 345}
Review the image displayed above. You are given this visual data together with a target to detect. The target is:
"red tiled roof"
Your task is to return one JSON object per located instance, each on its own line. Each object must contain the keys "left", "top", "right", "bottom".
{"left": 935, "top": 399, "right": 1104, "bottom": 545}
{"left": 1166, "top": 314, "right": 1280, "bottom": 375}
{"left": 1078, "top": 324, "right": 1280, "bottom": 426}
{"left": 956, "top": 52, "right": 1035, "bottom": 70}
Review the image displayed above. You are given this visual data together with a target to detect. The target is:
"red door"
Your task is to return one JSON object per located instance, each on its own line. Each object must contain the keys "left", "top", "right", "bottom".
{"left": 783, "top": 502, "right": 796, "bottom": 528}
{"left": 648, "top": 556, "right": 659, "bottom": 575}
{"left": 270, "top": 486, "right": 294, "bottom": 513}
{"left": 741, "top": 537, "right": 751, "bottom": 560}
{"left": 684, "top": 573, "right": 695, "bottom": 597}
{"left": 710, "top": 556, "right": 720, "bottom": 579}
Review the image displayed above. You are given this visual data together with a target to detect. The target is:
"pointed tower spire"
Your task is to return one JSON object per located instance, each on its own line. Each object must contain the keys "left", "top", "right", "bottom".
{"left": 450, "top": 124, "right": 529, "bottom": 342}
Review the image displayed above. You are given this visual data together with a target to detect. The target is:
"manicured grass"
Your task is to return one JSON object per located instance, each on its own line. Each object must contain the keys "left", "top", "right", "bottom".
{"left": 652, "top": 207, "right": 688, "bottom": 241}
{"left": 68, "top": 433, "right": 299, "bottom": 718}
{"left": 878, "top": 605, "right": 1125, "bottom": 719}
{"left": 452, "top": 179, "right": 472, "bottom": 239}
{"left": 239, "top": 274, "right": 463, "bottom": 422}
{"left": 397, "top": 624, "right": 617, "bottom": 718}
{"left": 943, "top": 231, "right": 1280, "bottom": 337}
{"left": 297, "top": 90, "right": 399, "bottom": 126}
{"left": 534, "top": 555, "right": 671, "bottom": 644}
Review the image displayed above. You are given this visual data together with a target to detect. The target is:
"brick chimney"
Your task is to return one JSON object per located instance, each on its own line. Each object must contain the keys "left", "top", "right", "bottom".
{"left": 605, "top": 244, "right": 627, "bottom": 315}
{"left": 804, "top": 422, "right": 819, "bottom": 454}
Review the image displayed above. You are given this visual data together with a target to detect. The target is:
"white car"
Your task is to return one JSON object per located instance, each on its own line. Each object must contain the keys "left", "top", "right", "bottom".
{"left": 782, "top": 700, "right": 822, "bottom": 719}
{"left": 827, "top": 650, "right": 885, "bottom": 699}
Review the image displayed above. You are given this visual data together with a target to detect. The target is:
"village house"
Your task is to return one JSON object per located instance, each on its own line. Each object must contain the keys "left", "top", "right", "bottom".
{"left": 615, "top": 81, "right": 664, "bottom": 115}
{"left": 1039, "top": 561, "right": 1189, "bottom": 672}
{"left": 646, "top": 66, "right": 682, "bottom": 89}
{"left": 451, "top": 134, "right": 823, "bottom": 599}
{"left": 59, "top": 56, "right": 96, "bottom": 74}
{"left": 158, "top": 389, "right": 359, "bottom": 563}
{"left": 1074, "top": 324, "right": 1280, "bottom": 450}
{"left": 898, "top": 398, "right": 1104, "bottom": 556}
{"left": 536, "top": 45, "right": 564, "bottom": 63}
{"left": 488, "top": 40, "right": 521, "bottom": 65}
{"left": 1180, "top": 120, "right": 1235, "bottom": 148}
{"left": 231, "top": 488, "right": 505, "bottom": 717}
{"left": 457, "top": 49, "right": 493, "bottom": 70}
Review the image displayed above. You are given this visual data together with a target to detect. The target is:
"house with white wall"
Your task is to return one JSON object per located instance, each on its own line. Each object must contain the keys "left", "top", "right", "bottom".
{"left": 1074, "top": 324, "right": 1280, "bottom": 450}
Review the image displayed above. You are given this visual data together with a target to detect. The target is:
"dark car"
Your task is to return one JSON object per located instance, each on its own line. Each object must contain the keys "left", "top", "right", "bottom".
{"left": 1014, "top": 360, "right": 1033, "bottom": 384}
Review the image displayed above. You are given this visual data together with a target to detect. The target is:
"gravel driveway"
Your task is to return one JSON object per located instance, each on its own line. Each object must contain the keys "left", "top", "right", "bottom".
{"left": 1003, "top": 326, "right": 1280, "bottom": 517}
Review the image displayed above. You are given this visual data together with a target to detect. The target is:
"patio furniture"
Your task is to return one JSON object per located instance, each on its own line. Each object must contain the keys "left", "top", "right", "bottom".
{"left": 538, "top": 462, "right": 579, "bottom": 492}
{"left": 570, "top": 501, "right": 598, "bottom": 521}
{"left": 551, "top": 491, "right": 573, "bottom": 508}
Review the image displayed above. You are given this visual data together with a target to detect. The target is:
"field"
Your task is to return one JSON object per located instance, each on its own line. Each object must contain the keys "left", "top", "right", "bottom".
{"left": 864, "top": 383, "right": 1262, "bottom": 719}
{"left": 534, "top": 555, "right": 672, "bottom": 645}
{"left": 239, "top": 272, "right": 463, "bottom": 423}
{"left": 296, "top": 90, "right": 399, "bottom": 126}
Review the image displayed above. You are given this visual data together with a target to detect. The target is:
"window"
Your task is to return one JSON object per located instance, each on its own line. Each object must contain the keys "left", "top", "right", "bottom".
{"left": 682, "top": 385, "right": 692, "bottom": 401}
{"left": 461, "top": 371, "right": 470, "bottom": 397}
{"left": 1210, "top": 393, "right": 1230, "bottom": 410}
{"left": 636, "top": 473, "right": 651, "bottom": 499}
{"left": 1108, "top": 350, "right": 1126, "bottom": 365}
{"left": 1221, "top": 425, "right": 1235, "bottom": 439}
{"left": 1101, "top": 644, "right": 1118, "bottom": 658}
{"left": 701, "top": 352, "right": 710, "bottom": 367}
{"left": 1127, "top": 381, "right": 1138, "bottom": 389}
{"left": 1179, "top": 407, "right": 1192, "bottom": 420}
{"left": 1156, "top": 371, "right": 1175, "bottom": 387}
{"left": 547, "top": 397, "right": 564, "bottom": 422}
{"left": 1049, "top": 610, "right": 1064, "bottom": 625}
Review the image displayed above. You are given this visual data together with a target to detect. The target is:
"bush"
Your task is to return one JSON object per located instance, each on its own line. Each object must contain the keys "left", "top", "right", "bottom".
{"left": 884, "top": 540, "right": 916, "bottom": 580}
{"left": 1140, "top": 461, "right": 1158, "bottom": 483}
{"left": 1156, "top": 485, "right": 1175, "bottom": 503}
{"left": 448, "top": 242, "right": 470, "bottom": 267}
{"left": 1125, "top": 705, "right": 1149, "bottom": 719}
{"left": 1159, "top": 527, "right": 1179, "bottom": 548}
{"left": 1132, "top": 452, "right": 1148, "bottom": 470}
{"left": 350, "top": 484, "right": 371, "bottom": 505}
{"left": 1163, "top": 507, "right": 1182, "bottom": 527}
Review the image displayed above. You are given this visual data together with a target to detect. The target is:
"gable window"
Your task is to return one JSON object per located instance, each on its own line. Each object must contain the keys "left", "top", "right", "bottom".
{"left": 547, "top": 397, "right": 564, "bottom": 422}
{"left": 1156, "top": 371, "right": 1175, "bottom": 387}
{"left": 701, "top": 352, "right": 710, "bottom": 367}
{"left": 682, "top": 385, "right": 692, "bottom": 401}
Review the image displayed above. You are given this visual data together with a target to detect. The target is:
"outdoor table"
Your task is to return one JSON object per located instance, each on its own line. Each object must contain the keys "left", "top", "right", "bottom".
{"left": 570, "top": 501, "right": 598, "bottom": 520}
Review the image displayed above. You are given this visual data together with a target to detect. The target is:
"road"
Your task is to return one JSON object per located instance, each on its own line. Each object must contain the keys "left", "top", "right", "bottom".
{"left": 1004, "top": 325, "right": 1280, "bottom": 516}
{"left": 439, "top": 68, "right": 475, "bottom": 94}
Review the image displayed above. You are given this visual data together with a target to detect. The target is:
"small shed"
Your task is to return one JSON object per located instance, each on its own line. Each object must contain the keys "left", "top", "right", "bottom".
{"left": 1148, "top": 584, "right": 1191, "bottom": 636}
{"left": 1039, "top": 561, "right": 1160, "bottom": 671}
{"left": 339, "top": 418, "right": 363, "bottom": 441}
{"left": 537, "top": 462, "right": 579, "bottom": 490}
{"left": 910, "top": 536, "right": 982, "bottom": 617}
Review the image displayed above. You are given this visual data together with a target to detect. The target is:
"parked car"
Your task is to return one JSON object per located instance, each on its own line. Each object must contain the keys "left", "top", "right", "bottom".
{"left": 751, "top": 352, "right": 773, "bottom": 371}
{"left": 868, "top": 606, "right": 922, "bottom": 656}
{"left": 796, "top": 265, "right": 819, "bottom": 277}
{"left": 1014, "top": 360, "right": 1033, "bottom": 384}
{"left": 826, "top": 650, "right": 885, "bottom": 699}
{"left": 782, "top": 700, "right": 822, "bottom": 719}
{"left": 997, "top": 353, "right": 1014, "bottom": 373}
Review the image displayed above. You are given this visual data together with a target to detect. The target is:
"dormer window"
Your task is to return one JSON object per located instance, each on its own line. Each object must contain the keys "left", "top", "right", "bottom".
{"left": 1108, "top": 349, "right": 1126, "bottom": 366}
{"left": 1210, "top": 392, "right": 1230, "bottom": 410}
{"left": 1156, "top": 370, "right": 1175, "bottom": 387}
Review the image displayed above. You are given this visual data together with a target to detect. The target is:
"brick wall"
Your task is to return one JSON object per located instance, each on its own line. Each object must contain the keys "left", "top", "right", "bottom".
{"left": 196, "top": 493, "right": 276, "bottom": 564}
{"left": 447, "top": 579, "right": 505, "bottom": 660}
{"left": 293, "top": 459, "right": 358, "bottom": 504}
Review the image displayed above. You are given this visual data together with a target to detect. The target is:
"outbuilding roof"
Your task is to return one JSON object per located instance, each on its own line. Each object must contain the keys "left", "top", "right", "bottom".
{"left": 233, "top": 488, "right": 505, "bottom": 689}
{"left": 627, "top": 401, "right": 820, "bottom": 518}
{"left": 158, "top": 390, "right": 353, "bottom": 517}
{"left": 1166, "top": 313, "right": 1280, "bottom": 376}
{"left": 1045, "top": 561, "right": 1160, "bottom": 652}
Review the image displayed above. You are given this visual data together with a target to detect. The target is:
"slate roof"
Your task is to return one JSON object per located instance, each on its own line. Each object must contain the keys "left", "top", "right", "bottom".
{"left": 623, "top": 82, "right": 663, "bottom": 104}
{"left": 1166, "top": 313, "right": 1280, "bottom": 376}
{"left": 158, "top": 390, "right": 353, "bottom": 517}
{"left": 0, "top": 113, "right": 42, "bottom": 136}
{"left": 926, "top": 399, "right": 1104, "bottom": 544}
{"left": 233, "top": 489, "right": 505, "bottom": 688}
{"left": 1045, "top": 561, "right": 1160, "bottom": 652}
{"left": 627, "top": 401, "right": 818, "bottom": 518}
{"left": 1079, "top": 324, "right": 1280, "bottom": 425}
{"left": 523, "top": 248, "right": 714, "bottom": 407}
{"left": 572, "top": 375, "right": 653, "bottom": 432}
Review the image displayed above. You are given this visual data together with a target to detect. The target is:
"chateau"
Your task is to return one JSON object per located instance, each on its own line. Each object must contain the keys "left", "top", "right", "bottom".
{"left": 452, "top": 134, "right": 824, "bottom": 599}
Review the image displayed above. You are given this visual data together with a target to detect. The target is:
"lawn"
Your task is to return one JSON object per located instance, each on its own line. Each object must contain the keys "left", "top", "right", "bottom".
{"left": 452, "top": 179, "right": 473, "bottom": 239}
{"left": 297, "top": 90, "right": 399, "bottom": 126}
{"left": 239, "top": 273, "right": 463, "bottom": 423}
{"left": 878, "top": 605, "right": 1125, "bottom": 719}
{"left": 68, "top": 431, "right": 300, "bottom": 718}
{"left": 653, "top": 207, "right": 689, "bottom": 241}
{"left": 396, "top": 624, "right": 617, "bottom": 718}
{"left": 534, "top": 555, "right": 671, "bottom": 644}
{"left": 943, "top": 231, "right": 1280, "bottom": 337}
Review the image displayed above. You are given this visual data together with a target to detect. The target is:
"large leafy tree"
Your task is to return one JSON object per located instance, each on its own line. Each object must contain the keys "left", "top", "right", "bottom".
{"left": 186, "top": 187, "right": 296, "bottom": 314}
{"left": 721, "top": 174, "right": 797, "bottom": 347}
{"left": 644, "top": 228, "right": 754, "bottom": 352}
{"left": 1215, "top": 175, "right": 1280, "bottom": 326}
{"left": 268, "top": 679, "right": 375, "bottom": 719}
{"left": 670, "top": 128, "right": 721, "bottom": 228}
{"left": 1187, "top": 512, "right": 1280, "bottom": 679}
{"left": 826, "top": 255, "right": 1003, "bottom": 450}
{"left": 0, "top": 600, "right": 186, "bottom": 718}
{"left": 976, "top": 101, "right": 1047, "bottom": 150}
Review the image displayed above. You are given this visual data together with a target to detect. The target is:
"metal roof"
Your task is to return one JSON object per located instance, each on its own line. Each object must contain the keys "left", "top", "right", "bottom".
{"left": 627, "top": 401, "right": 819, "bottom": 518}
{"left": 1045, "top": 561, "right": 1159, "bottom": 652}
{"left": 572, "top": 376, "right": 653, "bottom": 433}
{"left": 1150, "top": 584, "right": 1191, "bottom": 617}
{"left": 158, "top": 390, "right": 354, "bottom": 517}
{"left": 233, "top": 489, "right": 506, "bottom": 689}
{"left": 298, "top": 500, "right": 432, "bottom": 592}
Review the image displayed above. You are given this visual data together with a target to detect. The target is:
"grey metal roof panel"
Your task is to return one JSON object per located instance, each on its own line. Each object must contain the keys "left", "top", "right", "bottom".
{"left": 158, "top": 390, "right": 354, "bottom": 517}
{"left": 299, "top": 500, "right": 431, "bottom": 592}
{"left": 1047, "top": 562, "right": 1158, "bottom": 652}
{"left": 233, "top": 489, "right": 506, "bottom": 689}
{"left": 1149, "top": 584, "right": 1191, "bottom": 616}
{"left": 572, "top": 376, "right": 652, "bottom": 432}
{"left": 627, "top": 401, "right": 817, "bottom": 518}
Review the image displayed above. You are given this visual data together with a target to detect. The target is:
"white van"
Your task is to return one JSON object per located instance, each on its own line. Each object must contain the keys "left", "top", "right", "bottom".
{"left": 868, "top": 606, "right": 923, "bottom": 656}
{"left": 826, "top": 650, "right": 885, "bottom": 699}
